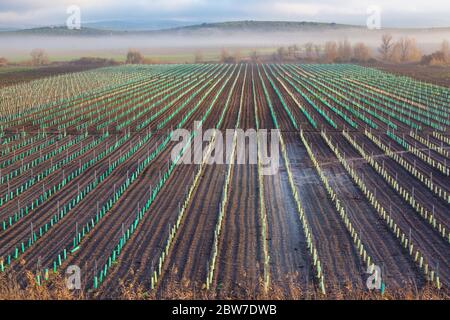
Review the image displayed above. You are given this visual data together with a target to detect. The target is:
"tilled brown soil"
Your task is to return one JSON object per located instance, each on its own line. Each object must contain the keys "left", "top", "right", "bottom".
{"left": 0, "top": 63, "right": 110, "bottom": 88}
{"left": 362, "top": 63, "right": 450, "bottom": 88}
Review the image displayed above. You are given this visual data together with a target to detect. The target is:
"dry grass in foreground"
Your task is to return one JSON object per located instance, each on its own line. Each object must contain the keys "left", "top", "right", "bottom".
{"left": 0, "top": 272, "right": 83, "bottom": 300}
{"left": 1, "top": 272, "right": 446, "bottom": 300}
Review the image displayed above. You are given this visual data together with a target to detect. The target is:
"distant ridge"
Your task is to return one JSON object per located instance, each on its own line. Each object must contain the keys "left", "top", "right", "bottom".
{"left": 1, "top": 26, "right": 121, "bottom": 36}
{"left": 0, "top": 20, "right": 448, "bottom": 37}
{"left": 83, "top": 19, "right": 200, "bottom": 31}
{"left": 0, "top": 20, "right": 362, "bottom": 37}
{"left": 165, "top": 20, "right": 361, "bottom": 31}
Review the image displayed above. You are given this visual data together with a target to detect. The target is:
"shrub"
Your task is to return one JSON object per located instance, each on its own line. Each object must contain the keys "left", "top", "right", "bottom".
{"left": 126, "top": 49, "right": 144, "bottom": 64}
{"left": 30, "top": 49, "right": 49, "bottom": 66}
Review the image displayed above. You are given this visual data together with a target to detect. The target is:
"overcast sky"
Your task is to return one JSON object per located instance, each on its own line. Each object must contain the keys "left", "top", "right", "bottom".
{"left": 1, "top": 0, "right": 449, "bottom": 28}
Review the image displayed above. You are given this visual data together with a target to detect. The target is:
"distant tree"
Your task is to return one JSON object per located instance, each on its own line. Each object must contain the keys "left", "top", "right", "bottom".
{"left": 304, "top": 42, "right": 314, "bottom": 60}
{"left": 277, "top": 47, "right": 288, "bottom": 62}
{"left": 379, "top": 34, "right": 394, "bottom": 61}
{"left": 393, "top": 37, "right": 421, "bottom": 62}
{"left": 420, "top": 40, "right": 449, "bottom": 66}
{"left": 397, "top": 37, "right": 411, "bottom": 62}
{"left": 234, "top": 49, "right": 242, "bottom": 63}
{"left": 0, "top": 57, "right": 7, "bottom": 66}
{"left": 314, "top": 44, "right": 322, "bottom": 61}
{"left": 337, "top": 40, "right": 352, "bottom": 62}
{"left": 353, "top": 42, "right": 371, "bottom": 62}
{"left": 220, "top": 48, "right": 229, "bottom": 63}
{"left": 30, "top": 49, "right": 48, "bottom": 66}
{"left": 194, "top": 50, "right": 204, "bottom": 63}
{"left": 441, "top": 39, "right": 449, "bottom": 62}
{"left": 421, "top": 51, "right": 447, "bottom": 66}
{"left": 220, "top": 48, "right": 239, "bottom": 63}
{"left": 250, "top": 50, "right": 259, "bottom": 63}
{"left": 287, "top": 45, "right": 299, "bottom": 59}
{"left": 126, "top": 49, "right": 144, "bottom": 64}
{"left": 324, "top": 41, "right": 338, "bottom": 63}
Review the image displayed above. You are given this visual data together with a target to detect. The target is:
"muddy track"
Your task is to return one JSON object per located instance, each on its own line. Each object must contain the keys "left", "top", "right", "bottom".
{"left": 261, "top": 67, "right": 366, "bottom": 291}
{"left": 255, "top": 66, "right": 314, "bottom": 296}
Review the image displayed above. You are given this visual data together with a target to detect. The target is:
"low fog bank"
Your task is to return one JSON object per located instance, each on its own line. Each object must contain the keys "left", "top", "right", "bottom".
{"left": 0, "top": 28, "right": 449, "bottom": 60}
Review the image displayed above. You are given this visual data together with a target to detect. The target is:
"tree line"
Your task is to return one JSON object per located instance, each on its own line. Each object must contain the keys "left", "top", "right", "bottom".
{"left": 0, "top": 35, "right": 448, "bottom": 67}
{"left": 270, "top": 35, "right": 449, "bottom": 65}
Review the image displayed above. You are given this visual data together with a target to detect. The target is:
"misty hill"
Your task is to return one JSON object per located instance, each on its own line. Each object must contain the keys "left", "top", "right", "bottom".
{"left": 85, "top": 20, "right": 349, "bottom": 32}
{"left": 159, "top": 20, "right": 361, "bottom": 33}
{"left": 83, "top": 19, "right": 200, "bottom": 31}
{"left": 0, "top": 21, "right": 363, "bottom": 37}
{"left": 1, "top": 26, "right": 121, "bottom": 36}
{"left": 2, "top": 20, "right": 449, "bottom": 38}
